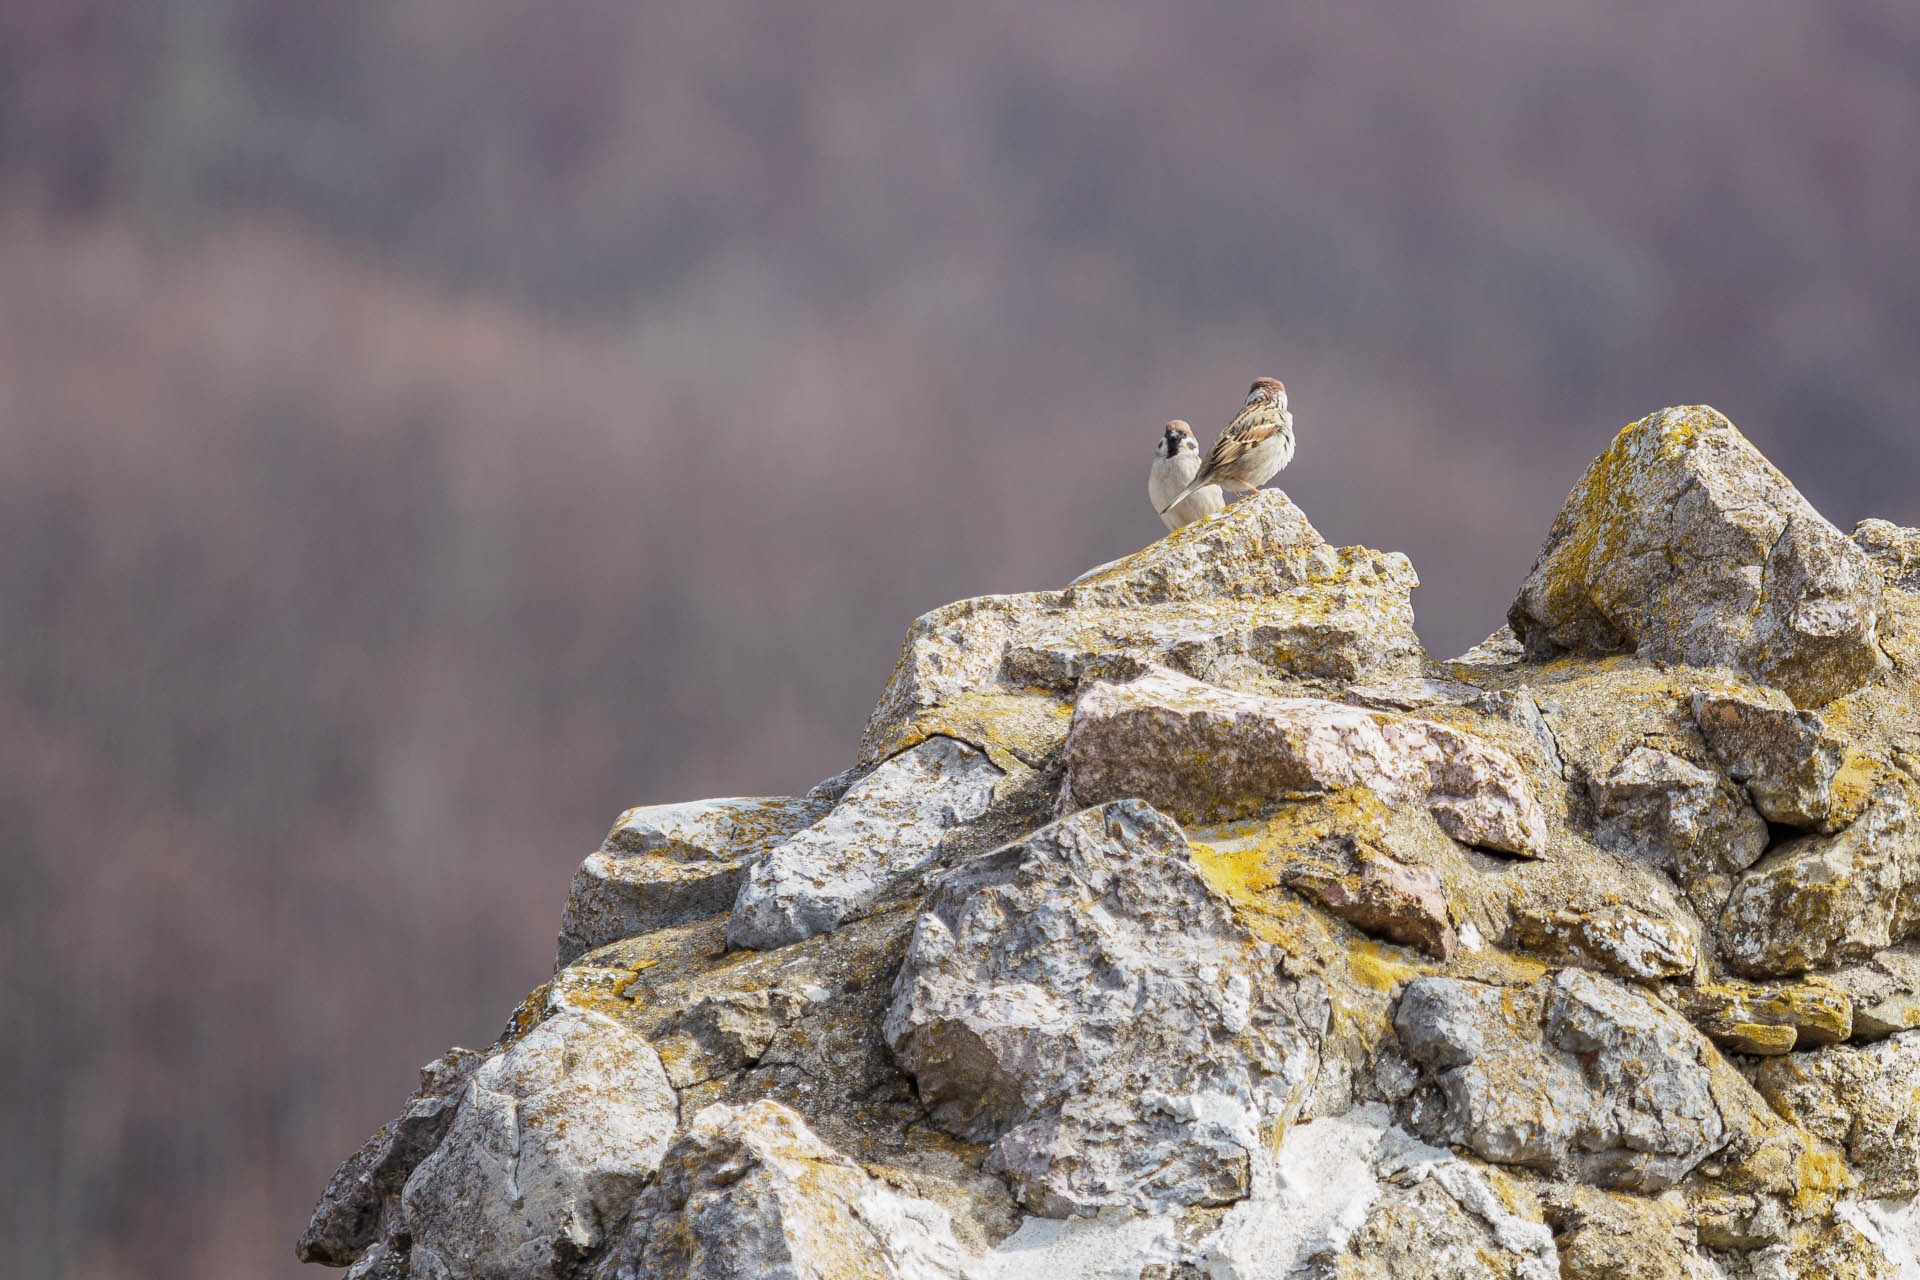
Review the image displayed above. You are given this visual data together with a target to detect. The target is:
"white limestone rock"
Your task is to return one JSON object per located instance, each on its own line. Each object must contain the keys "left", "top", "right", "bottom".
{"left": 727, "top": 736, "right": 1002, "bottom": 950}
{"left": 400, "top": 1011, "right": 678, "bottom": 1280}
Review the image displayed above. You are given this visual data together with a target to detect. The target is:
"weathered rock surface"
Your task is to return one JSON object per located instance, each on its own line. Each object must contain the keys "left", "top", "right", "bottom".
{"left": 1855, "top": 518, "right": 1920, "bottom": 591}
{"left": 1693, "top": 690, "right": 1859, "bottom": 832}
{"left": 1291, "top": 852, "right": 1454, "bottom": 959}
{"left": 591, "top": 1100, "right": 974, "bottom": 1280}
{"left": 1821, "top": 944, "right": 1920, "bottom": 1040}
{"left": 1508, "top": 405, "right": 1884, "bottom": 706}
{"left": 728, "top": 736, "right": 1002, "bottom": 950}
{"left": 1720, "top": 788, "right": 1920, "bottom": 977}
{"left": 1590, "top": 744, "right": 1770, "bottom": 885}
{"left": 557, "top": 794, "right": 828, "bottom": 966}
{"left": 885, "top": 800, "right": 1320, "bottom": 1216}
{"left": 1750, "top": 1033, "right": 1920, "bottom": 1200}
{"left": 1508, "top": 905, "right": 1698, "bottom": 981}
{"left": 1395, "top": 970, "right": 1732, "bottom": 1192}
{"left": 303, "top": 414, "right": 1920, "bottom": 1280}
{"left": 1676, "top": 980, "right": 1853, "bottom": 1055}
{"left": 861, "top": 491, "right": 1423, "bottom": 767}
{"left": 401, "top": 1011, "right": 678, "bottom": 1280}
{"left": 1060, "top": 666, "right": 1547, "bottom": 855}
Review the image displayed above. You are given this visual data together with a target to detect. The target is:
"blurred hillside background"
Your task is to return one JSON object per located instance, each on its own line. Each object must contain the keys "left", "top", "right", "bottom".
{"left": 3, "top": 3, "right": 1918, "bottom": 1275}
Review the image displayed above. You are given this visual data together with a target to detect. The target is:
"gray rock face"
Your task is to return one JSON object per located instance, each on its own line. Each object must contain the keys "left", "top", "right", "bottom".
{"left": 557, "top": 794, "right": 827, "bottom": 966}
{"left": 860, "top": 491, "right": 1423, "bottom": 766}
{"left": 1589, "top": 744, "right": 1770, "bottom": 885}
{"left": 1059, "top": 667, "right": 1546, "bottom": 856}
{"left": 1720, "top": 790, "right": 1920, "bottom": 977}
{"left": 727, "top": 736, "right": 1002, "bottom": 951}
{"left": 1693, "top": 690, "right": 1854, "bottom": 832}
{"left": 1508, "top": 406, "right": 1885, "bottom": 706}
{"left": 1395, "top": 970, "right": 1728, "bottom": 1192}
{"left": 592, "top": 1101, "right": 974, "bottom": 1280}
{"left": 299, "top": 1047, "right": 486, "bottom": 1267}
{"left": 884, "top": 800, "right": 1321, "bottom": 1216}
{"left": 1751, "top": 1033, "right": 1920, "bottom": 1199}
{"left": 400, "top": 1011, "right": 678, "bottom": 1280}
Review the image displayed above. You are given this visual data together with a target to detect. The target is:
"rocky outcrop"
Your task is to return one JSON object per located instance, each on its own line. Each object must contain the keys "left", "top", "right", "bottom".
{"left": 303, "top": 410, "right": 1920, "bottom": 1280}
{"left": 860, "top": 492, "right": 1423, "bottom": 767}
{"left": 1508, "top": 405, "right": 1884, "bottom": 705}
{"left": 298, "top": 1049, "right": 486, "bottom": 1266}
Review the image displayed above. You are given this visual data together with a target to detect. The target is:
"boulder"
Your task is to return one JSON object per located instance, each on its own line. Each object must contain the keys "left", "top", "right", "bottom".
{"left": 591, "top": 1101, "right": 975, "bottom": 1280}
{"left": 400, "top": 1011, "right": 678, "bottom": 1280}
{"left": 1059, "top": 667, "right": 1546, "bottom": 856}
{"left": 1508, "top": 406, "right": 1884, "bottom": 706}
{"left": 1750, "top": 1033, "right": 1920, "bottom": 1199}
{"left": 728, "top": 736, "right": 1002, "bottom": 950}
{"left": 1589, "top": 745, "right": 1769, "bottom": 886}
{"left": 860, "top": 492, "right": 1423, "bottom": 765}
{"left": 884, "top": 800, "right": 1321, "bottom": 1216}
{"left": 1693, "top": 690, "right": 1859, "bottom": 832}
{"left": 1719, "top": 790, "right": 1920, "bottom": 977}
{"left": 557, "top": 794, "right": 827, "bottom": 966}
{"left": 1394, "top": 971, "right": 1728, "bottom": 1192}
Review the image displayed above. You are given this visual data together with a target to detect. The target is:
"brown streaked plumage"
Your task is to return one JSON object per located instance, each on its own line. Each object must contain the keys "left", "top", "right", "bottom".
{"left": 1159, "top": 377, "right": 1295, "bottom": 514}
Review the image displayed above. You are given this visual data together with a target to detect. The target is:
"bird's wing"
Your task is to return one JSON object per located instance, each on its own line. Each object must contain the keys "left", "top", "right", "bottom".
{"left": 1200, "top": 406, "right": 1285, "bottom": 474}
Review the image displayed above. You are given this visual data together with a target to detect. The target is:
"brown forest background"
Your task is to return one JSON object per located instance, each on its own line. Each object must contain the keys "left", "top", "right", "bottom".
{"left": 3, "top": 3, "right": 1918, "bottom": 1276}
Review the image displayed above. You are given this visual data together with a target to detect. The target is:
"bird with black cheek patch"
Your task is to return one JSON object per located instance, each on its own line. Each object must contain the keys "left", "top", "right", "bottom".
{"left": 1147, "top": 420, "right": 1226, "bottom": 531}
{"left": 1159, "top": 377, "right": 1295, "bottom": 516}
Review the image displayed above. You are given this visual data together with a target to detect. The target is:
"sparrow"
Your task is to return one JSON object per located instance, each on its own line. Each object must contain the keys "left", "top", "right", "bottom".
{"left": 1148, "top": 420, "right": 1226, "bottom": 531}
{"left": 1159, "top": 377, "right": 1295, "bottom": 515}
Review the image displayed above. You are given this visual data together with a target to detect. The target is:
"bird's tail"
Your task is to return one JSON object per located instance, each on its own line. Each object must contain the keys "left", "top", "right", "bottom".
{"left": 1158, "top": 479, "right": 1204, "bottom": 516}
